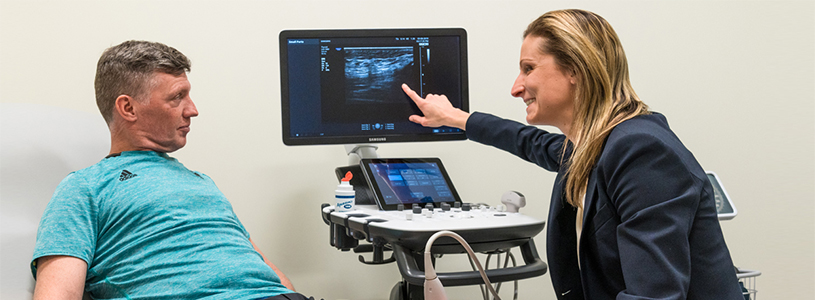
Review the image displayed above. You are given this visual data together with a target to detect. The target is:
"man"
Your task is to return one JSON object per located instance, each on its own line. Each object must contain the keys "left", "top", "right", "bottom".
{"left": 32, "top": 40, "right": 311, "bottom": 300}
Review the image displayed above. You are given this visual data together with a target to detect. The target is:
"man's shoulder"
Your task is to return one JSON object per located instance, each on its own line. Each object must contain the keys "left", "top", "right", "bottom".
{"left": 60, "top": 159, "right": 107, "bottom": 182}
{"left": 58, "top": 153, "right": 151, "bottom": 189}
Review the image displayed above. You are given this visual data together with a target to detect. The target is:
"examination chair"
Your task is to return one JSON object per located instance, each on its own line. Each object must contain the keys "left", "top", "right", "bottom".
{"left": 0, "top": 103, "right": 109, "bottom": 299}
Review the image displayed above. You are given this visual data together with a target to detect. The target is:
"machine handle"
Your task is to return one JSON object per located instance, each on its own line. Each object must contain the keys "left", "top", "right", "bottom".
{"left": 392, "top": 239, "right": 547, "bottom": 287}
{"left": 320, "top": 203, "right": 332, "bottom": 225}
{"left": 355, "top": 243, "right": 396, "bottom": 265}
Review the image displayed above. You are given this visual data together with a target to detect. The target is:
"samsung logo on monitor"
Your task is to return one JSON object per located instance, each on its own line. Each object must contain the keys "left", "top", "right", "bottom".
{"left": 369, "top": 137, "right": 387, "bottom": 142}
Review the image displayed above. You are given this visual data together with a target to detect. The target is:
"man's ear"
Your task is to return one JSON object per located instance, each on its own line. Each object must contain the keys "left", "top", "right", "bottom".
{"left": 114, "top": 95, "right": 137, "bottom": 122}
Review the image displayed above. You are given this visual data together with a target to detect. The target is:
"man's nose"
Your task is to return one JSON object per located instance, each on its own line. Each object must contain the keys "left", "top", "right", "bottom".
{"left": 185, "top": 98, "right": 199, "bottom": 118}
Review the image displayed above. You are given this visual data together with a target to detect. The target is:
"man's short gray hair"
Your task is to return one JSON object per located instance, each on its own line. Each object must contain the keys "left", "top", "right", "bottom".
{"left": 94, "top": 40, "right": 191, "bottom": 124}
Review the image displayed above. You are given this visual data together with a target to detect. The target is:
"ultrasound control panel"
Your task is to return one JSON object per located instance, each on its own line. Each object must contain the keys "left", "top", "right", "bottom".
{"left": 322, "top": 204, "right": 545, "bottom": 252}
{"left": 320, "top": 203, "right": 548, "bottom": 290}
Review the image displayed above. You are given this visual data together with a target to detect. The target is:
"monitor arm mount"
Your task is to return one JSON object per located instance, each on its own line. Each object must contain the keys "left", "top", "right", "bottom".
{"left": 345, "top": 144, "right": 379, "bottom": 165}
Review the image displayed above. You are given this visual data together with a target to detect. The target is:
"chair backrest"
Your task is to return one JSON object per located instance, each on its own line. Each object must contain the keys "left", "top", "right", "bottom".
{"left": 0, "top": 103, "right": 109, "bottom": 299}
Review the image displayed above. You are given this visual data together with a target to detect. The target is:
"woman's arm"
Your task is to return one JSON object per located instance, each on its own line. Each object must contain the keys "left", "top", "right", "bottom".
{"left": 599, "top": 125, "right": 706, "bottom": 299}
{"left": 402, "top": 84, "right": 470, "bottom": 130}
{"left": 402, "top": 83, "right": 566, "bottom": 171}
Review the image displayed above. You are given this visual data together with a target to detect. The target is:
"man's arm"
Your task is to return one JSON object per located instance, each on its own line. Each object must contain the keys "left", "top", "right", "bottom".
{"left": 250, "top": 238, "right": 295, "bottom": 291}
{"left": 33, "top": 255, "right": 87, "bottom": 300}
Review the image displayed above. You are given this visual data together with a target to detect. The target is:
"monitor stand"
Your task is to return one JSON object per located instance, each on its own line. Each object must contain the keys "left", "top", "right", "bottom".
{"left": 345, "top": 144, "right": 379, "bottom": 165}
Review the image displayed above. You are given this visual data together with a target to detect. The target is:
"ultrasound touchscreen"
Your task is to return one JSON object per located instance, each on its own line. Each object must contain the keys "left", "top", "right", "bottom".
{"left": 279, "top": 28, "right": 468, "bottom": 145}
{"left": 360, "top": 158, "right": 461, "bottom": 210}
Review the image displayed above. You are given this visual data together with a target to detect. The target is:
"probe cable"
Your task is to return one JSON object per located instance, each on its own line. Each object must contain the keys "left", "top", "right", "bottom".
{"left": 424, "top": 230, "right": 502, "bottom": 300}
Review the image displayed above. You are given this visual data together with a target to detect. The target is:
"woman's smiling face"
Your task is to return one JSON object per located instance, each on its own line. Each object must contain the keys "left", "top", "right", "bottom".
{"left": 511, "top": 35, "right": 577, "bottom": 133}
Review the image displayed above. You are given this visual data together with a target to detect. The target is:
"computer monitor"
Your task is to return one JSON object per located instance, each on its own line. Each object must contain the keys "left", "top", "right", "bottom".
{"left": 279, "top": 28, "right": 468, "bottom": 146}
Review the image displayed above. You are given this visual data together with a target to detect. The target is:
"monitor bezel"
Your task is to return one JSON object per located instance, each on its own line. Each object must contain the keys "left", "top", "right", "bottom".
{"left": 279, "top": 28, "right": 469, "bottom": 146}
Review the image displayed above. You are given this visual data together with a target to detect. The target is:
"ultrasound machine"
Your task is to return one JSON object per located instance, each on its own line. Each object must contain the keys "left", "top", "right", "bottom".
{"left": 279, "top": 28, "right": 548, "bottom": 299}
{"left": 278, "top": 27, "right": 762, "bottom": 299}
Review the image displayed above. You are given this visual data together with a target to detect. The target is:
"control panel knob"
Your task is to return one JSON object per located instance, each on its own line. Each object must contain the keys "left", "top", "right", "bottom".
{"left": 441, "top": 203, "right": 451, "bottom": 211}
{"left": 461, "top": 203, "right": 471, "bottom": 212}
{"left": 413, "top": 206, "right": 422, "bottom": 214}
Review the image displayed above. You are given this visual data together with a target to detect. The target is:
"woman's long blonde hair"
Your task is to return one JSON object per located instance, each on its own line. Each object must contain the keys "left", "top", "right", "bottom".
{"left": 524, "top": 9, "right": 649, "bottom": 208}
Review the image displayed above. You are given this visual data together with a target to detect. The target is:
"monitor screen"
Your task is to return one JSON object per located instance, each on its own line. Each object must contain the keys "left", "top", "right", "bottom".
{"left": 279, "top": 28, "right": 468, "bottom": 145}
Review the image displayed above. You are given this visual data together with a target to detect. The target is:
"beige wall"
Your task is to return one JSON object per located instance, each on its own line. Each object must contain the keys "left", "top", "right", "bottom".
{"left": 1, "top": 0, "right": 812, "bottom": 299}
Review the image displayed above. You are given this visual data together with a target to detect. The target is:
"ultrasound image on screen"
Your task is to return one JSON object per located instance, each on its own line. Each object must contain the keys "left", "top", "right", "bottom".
{"left": 280, "top": 29, "right": 467, "bottom": 145}
{"left": 321, "top": 44, "right": 420, "bottom": 125}
{"left": 344, "top": 47, "right": 414, "bottom": 104}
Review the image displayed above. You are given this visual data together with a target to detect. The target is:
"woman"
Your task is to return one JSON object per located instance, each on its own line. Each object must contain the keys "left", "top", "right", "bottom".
{"left": 402, "top": 9, "right": 744, "bottom": 300}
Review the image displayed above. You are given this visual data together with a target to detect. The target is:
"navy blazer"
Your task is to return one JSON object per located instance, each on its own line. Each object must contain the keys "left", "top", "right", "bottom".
{"left": 466, "top": 112, "right": 744, "bottom": 300}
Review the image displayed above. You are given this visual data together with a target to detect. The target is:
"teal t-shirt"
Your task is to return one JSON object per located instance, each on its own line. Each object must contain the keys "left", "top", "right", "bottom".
{"left": 32, "top": 151, "right": 293, "bottom": 299}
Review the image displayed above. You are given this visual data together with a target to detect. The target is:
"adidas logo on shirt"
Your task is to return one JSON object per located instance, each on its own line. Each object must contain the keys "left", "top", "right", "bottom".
{"left": 119, "top": 170, "right": 138, "bottom": 181}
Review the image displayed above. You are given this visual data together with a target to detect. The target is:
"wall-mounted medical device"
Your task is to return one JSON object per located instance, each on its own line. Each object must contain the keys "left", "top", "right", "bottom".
{"left": 706, "top": 171, "right": 737, "bottom": 220}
